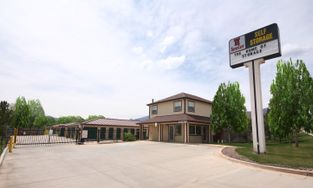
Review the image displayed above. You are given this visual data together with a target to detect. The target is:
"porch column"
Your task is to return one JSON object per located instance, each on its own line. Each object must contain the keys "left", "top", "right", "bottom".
{"left": 187, "top": 123, "right": 189, "bottom": 143}
{"left": 105, "top": 127, "right": 109, "bottom": 140}
{"left": 158, "top": 124, "right": 161, "bottom": 142}
{"left": 121, "top": 128, "right": 124, "bottom": 141}
{"left": 160, "top": 125, "right": 163, "bottom": 141}
{"left": 97, "top": 127, "right": 100, "bottom": 143}
{"left": 184, "top": 122, "right": 187, "bottom": 143}
{"left": 139, "top": 124, "right": 143, "bottom": 140}
{"left": 209, "top": 125, "right": 212, "bottom": 143}
{"left": 113, "top": 127, "right": 117, "bottom": 140}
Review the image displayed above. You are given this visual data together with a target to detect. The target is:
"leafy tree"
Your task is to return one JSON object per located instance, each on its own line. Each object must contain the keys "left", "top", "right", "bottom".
{"left": 268, "top": 59, "right": 313, "bottom": 147}
{"left": 211, "top": 82, "right": 248, "bottom": 143}
{"left": 14, "top": 97, "right": 30, "bottom": 128}
{"left": 0, "top": 101, "right": 12, "bottom": 128}
{"left": 28, "top": 99, "right": 46, "bottom": 128}
{"left": 57, "top": 116, "right": 84, "bottom": 124}
{"left": 263, "top": 110, "right": 272, "bottom": 140}
{"left": 45, "top": 116, "right": 57, "bottom": 126}
{"left": 33, "top": 115, "right": 47, "bottom": 128}
{"left": 86, "top": 115, "right": 105, "bottom": 121}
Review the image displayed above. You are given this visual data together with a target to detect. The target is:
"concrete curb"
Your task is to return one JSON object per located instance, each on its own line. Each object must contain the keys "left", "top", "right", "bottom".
{"left": 0, "top": 146, "right": 8, "bottom": 168}
{"left": 220, "top": 147, "right": 313, "bottom": 177}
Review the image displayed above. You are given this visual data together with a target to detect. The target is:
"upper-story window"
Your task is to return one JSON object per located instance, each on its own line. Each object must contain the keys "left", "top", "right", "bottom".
{"left": 151, "top": 105, "right": 158, "bottom": 115}
{"left": 173, "top": 101, "right": 182, "bottom": 112}
{"left": 188, "top": 101, "right": 195, "bottom": 112}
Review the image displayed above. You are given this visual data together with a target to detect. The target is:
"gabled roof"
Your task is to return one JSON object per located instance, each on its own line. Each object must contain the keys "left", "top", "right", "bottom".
{"left": 147, "top": 92, "right": 212, "bottom": 106}
{"left": 52, "top": 122, "right": 80, "bottom": 128}
{"left": 82, "top": 118, "right": 140, "bottom": 127}
{"left": 139, "top": 114, "right": 210, "bottom": 124}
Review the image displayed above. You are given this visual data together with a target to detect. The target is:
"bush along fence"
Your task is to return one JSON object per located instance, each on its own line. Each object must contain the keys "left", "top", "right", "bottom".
{"left": 0, "top": 126, "right": 13, "bottom": 154}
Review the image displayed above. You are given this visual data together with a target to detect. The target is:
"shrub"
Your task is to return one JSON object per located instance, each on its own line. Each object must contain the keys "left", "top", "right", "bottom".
{"left": 123, "top": 132, "right": 136, "bottom": 141}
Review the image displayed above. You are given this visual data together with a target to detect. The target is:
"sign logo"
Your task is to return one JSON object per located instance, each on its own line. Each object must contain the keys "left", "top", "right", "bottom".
{"left": 230, "top": 35, "right": 245, "bottom": 53}
{"left": 234, "top": 37, "right": 240, "bottom": 46}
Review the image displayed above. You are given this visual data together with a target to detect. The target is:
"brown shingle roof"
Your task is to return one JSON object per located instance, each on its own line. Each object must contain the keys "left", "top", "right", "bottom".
{"left": 52, "top": 122, "right": 80, "bottom": 128}
{"left": 139, "top": 114, "right": 210, "bottom": 124}
{"left": 147, "top": 92, "right": 212, "bottom": 105}
{"left": 83, "top": 118, "right": 140, "bottom": 127}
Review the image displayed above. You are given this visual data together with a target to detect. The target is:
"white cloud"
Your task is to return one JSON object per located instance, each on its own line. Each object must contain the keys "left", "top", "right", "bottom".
{"left": 158, "top": 55, "right": 186, "bottom": 70}
{"left": 160, "top": 36, "right": 175, "bottom": 53}
{"left": 132, "top": 46, "right": 143, "bottom": 55}
{"left": 0, "top": 0, "right": 312, "bottom": 118}
{"left": 282, "top": 43, "right": 312, "bottom": 57}
{"left": 146, "top": 31, "right": 154, "bottom": 38}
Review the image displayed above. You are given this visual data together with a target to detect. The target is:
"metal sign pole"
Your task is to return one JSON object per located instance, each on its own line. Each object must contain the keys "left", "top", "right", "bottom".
{"left": 245, "top": 58, "right": 266, "bottom": 154}
{"left": 229, "top": 23, "right": 281, "bottom": 154}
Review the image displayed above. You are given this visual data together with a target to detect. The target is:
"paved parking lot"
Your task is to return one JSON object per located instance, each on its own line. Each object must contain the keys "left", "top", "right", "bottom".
{"left": 0, "top": 141, "right": 312, "bottom": 188}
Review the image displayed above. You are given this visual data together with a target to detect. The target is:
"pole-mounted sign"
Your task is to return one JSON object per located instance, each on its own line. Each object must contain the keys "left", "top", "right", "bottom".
{"left": 229, "top": 23, "right": 281, "bottom": 68}
{"left": 228, "top": 23, "right": 281, "bottom": 154}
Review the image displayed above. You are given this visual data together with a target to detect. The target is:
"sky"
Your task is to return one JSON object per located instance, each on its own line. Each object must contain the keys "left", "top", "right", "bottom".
{"left": 0, "top": 0, "right": 312, "bottom": 119}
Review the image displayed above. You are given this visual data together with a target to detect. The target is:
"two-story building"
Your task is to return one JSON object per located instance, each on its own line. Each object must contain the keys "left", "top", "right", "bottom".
{"left": 139, "top": 92, "right": 212, "bottom": 143}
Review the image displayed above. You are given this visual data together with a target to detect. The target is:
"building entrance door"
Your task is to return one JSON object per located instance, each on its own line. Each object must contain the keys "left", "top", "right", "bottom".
{"left": 169, "top": 126, "right": 174, "bottom": 142}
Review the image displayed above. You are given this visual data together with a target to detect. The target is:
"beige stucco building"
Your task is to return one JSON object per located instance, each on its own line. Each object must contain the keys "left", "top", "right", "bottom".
{"left": 139, "top": 92, "right": 212, "bottom": 143}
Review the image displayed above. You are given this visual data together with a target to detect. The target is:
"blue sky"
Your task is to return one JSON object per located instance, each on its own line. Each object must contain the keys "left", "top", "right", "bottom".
{"left": 0, "top": 0, "right": 312, "bottom": 119}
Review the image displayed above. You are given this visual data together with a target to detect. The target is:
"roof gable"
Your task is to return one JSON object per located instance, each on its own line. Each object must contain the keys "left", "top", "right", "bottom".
{"left": 147, "top": 92, "right": 212, "bottom": 106}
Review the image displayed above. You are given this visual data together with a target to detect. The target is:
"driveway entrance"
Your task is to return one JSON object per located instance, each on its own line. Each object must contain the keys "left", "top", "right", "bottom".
{"left": 0, "top": 142, "right": 312, "bottom": 188}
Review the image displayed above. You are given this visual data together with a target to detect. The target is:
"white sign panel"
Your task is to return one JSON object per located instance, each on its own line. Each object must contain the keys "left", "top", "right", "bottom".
{"left": 229, "top": 23, "right": 281, "bottom": 68}
{"left": 82, "top": 130, "right": 88, "bottom": 139}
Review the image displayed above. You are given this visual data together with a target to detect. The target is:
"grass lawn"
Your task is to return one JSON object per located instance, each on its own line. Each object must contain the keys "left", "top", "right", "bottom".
{"left": 225, "top": 134, "right": 313, "bottom": 169}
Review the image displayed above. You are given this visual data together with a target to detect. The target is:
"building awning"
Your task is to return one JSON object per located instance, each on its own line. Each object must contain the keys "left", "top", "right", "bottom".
{"left": 139, "top": 114, "right": 210, "bottom": 124}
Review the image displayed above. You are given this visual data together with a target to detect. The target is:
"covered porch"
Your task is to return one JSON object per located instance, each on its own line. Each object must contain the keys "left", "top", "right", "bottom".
{"left": 139, "top": 114, "right": 212, "bottom": 143}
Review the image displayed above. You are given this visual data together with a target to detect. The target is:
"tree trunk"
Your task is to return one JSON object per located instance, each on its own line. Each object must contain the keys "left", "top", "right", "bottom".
{"left": 294, "top": 132, "right": 299, "bottom": 147}
{"left": 228, "top": 128, "right": 231, "bottom": 144}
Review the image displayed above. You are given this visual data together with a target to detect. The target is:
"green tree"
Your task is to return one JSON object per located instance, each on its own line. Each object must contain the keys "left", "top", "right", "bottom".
{"left": 86, "top": 115, "right": 105, "bottom": 121}
{"left": 45, "top": 116, "right": 56, "bottom": 126}
{"left": 268, "top": 59, "right": 313, "bottom": 147}
{"left": 28, "top": 99, "right": 46, "bottom": 128}
{"left": 14, "top": 97, "right": 30, "bottom": 128}
{"left": 211, "top": 82, "right": 248, "bottom": 143}
{"left": 57, "top": 116, "right": 84, "bottom": 124}
{"left": 0, "top": 101, "right": 12, "bottom": 128}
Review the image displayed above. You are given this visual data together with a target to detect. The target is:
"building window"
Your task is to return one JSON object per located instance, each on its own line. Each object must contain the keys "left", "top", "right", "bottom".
{"left": 196, "top": 126, "right": 201, "bottom": 135}
{"left": 173, "top": 101, "right": 182, "bottom": 112}
{"left": 188, "top": 101, "right": 195, "bottom": 112}
{"left": 189, "top": 125, "right": 201, "bottom": 136}
{"left": 151, "top": 105, "right": 158, "bottom": 115}
{"left": 189, "top": 125, "right": 195, "bottom": 135}
{"left": 175, "top": 124, "right": 181, "bottom": 136}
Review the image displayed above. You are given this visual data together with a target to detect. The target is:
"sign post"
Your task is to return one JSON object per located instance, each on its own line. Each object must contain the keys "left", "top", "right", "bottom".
{"left": 229, "top": 23, "right": 281, "bottom": 154}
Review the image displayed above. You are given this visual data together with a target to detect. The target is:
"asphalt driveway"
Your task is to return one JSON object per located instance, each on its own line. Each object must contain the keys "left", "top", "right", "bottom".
{"left": 0, "top": 141, "right": 312, "bottom": 188}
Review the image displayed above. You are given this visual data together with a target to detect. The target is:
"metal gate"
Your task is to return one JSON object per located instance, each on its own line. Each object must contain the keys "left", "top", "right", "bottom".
{"left": 14, "top": 128, "right": 80, "bottom": 146}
